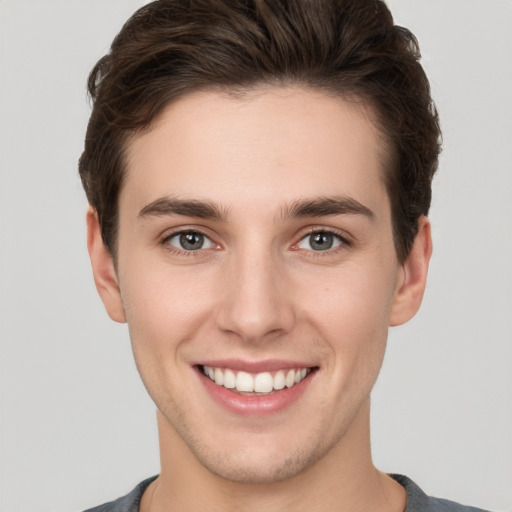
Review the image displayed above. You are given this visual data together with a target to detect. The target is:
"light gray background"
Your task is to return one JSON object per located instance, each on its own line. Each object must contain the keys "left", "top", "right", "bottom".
{"left": 0, "top": 1, "right": 511, "bottom": 511}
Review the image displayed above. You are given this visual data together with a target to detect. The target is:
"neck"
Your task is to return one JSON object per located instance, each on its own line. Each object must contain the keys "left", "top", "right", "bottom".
{"left": 141, "top": 399, "right": 405, "bottom": 512}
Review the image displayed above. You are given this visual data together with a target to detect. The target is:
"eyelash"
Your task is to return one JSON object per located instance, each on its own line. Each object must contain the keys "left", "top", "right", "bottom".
{"left": 160, "top": 228, "right": 351, "bottom": 256}
{"left": 293, "top": 228, "right": 352, "bottom": 256}
{"left": 161, "top": 229, "right": 217, "bottom": 256}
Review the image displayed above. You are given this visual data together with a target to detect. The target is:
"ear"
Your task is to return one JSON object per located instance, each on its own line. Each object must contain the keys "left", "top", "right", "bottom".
{"left": 86, "top": 207, "right": 126, "bottom": 323}
{"left": 389, "top": 216, "right": 432, "bottom": 327}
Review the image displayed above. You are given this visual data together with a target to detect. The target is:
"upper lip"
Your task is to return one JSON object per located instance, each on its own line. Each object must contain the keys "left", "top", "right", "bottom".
{"left": 195, "top": 359, "right": 316, "bottom": 373}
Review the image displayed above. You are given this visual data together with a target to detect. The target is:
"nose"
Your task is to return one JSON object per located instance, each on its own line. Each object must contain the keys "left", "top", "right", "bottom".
{"left": 215, "top": 245, "right": 295, "bottom": 344}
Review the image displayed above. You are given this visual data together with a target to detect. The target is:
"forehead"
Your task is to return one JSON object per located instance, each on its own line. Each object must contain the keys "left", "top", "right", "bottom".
{"left": 121, "top": 87, "right": 389, "bottom": 219}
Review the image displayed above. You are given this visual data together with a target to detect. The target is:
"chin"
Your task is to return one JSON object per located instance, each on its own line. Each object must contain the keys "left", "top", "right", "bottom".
{"left": 183, "top": 426, "right": 337, "bottom": 485}
{"left": 196, "top": 446, "right": 322, "bottom": 484}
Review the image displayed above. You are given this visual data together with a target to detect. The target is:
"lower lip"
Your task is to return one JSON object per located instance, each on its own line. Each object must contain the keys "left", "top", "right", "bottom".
{"left": 196, "top": 367, "right": 315, "bottom": 417}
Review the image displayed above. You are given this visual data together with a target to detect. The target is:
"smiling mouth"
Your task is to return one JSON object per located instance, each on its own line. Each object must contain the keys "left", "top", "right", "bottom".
{"left": 199, "top": 365, "right": 315, "bottom": 395}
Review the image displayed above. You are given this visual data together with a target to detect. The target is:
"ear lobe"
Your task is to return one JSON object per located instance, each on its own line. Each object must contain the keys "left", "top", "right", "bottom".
{"left": 389, "top": 216, "right": 432, "bottom": 327}
{"left": 86, "top": 207, "right": 126, "bottom": 323}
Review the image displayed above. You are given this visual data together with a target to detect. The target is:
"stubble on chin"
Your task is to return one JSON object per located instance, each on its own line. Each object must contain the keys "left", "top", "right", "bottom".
{"left": 164, "top": 411, "right": 348, "bottom": 485}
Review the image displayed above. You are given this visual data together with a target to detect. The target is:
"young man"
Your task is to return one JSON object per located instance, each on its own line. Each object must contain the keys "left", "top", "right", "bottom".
{"left": 79, "top": 1, "right": 488, "bottom": 511}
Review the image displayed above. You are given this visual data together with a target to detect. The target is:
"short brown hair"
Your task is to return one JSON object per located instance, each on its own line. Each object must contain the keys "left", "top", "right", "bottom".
{"left": 79, "top": 0, "right": 441, "bottom": 262}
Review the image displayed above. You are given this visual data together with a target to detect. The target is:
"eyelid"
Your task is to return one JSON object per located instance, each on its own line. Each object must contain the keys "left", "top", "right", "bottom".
{"left": 159, "top": 225, "right": 352, "bottom": 255}
{"left": 168, "top": 232, "right": 214, "bottom": 249}
{"left": 291, "top": 227, "right": 352, "bottom": 252}
{"left": 160, "top": 226, "right": 221, "bottom": 254}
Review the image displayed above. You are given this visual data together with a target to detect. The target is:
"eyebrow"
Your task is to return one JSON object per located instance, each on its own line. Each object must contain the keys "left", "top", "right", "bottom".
{"left": 138, "top": 195, "right": 374, "bottom": 223}
{"left": 278, "top": 196, "right": 375, "bottom": 221}
{"left": 138, "top": 197, "right": 228, "bottom": 221}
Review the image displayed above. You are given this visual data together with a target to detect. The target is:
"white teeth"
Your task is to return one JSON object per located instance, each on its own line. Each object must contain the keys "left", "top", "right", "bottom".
{"left": 223, "top": 369, "right": 236, "bottom": 389}
{"left": 214, "top": 368, "right": 224, "bottom": 386}
{"left": 285, "top": 370, "right": 295, "bottom": 388}
{"left": 202, "top": 366, "right": 311, "bottom": 393}
{"left": 273, "top": 370, "right": 285, "bottom": 390}
{"left": 236, "top": 371, "right": 254, "bottom": 392}
{"left": 254, "top": 372, "right": 273, "bottom": 393}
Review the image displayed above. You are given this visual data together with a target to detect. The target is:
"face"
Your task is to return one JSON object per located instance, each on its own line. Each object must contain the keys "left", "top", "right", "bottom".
{"left": 90, "top": 87, "right": 429, "bottom": 484}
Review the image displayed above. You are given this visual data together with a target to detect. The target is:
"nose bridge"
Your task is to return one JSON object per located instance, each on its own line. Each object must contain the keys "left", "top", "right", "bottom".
{"left": 216, "top": 237, "right": 294, "bottom": 342}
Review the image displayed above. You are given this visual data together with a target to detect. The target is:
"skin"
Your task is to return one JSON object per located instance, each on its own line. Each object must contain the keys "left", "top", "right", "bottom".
{"left": 88, "top": 87, "right": 432, "bottom": 512}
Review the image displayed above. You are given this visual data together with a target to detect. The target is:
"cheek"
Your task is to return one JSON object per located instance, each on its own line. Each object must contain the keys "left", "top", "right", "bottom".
{"left": 119, "top": 261, "right": 217, "bottom": 402}
{"left": 297, "top": 261, "right": 398, "bottom": 374}
{"left": 119, "top": 254, "right": 215, "bottom": 338}
{"left": 116, "top": 270, "right": 202, "bottom": 401}
{"left": 302, "top": 263, "right": 396, "bottom": 330}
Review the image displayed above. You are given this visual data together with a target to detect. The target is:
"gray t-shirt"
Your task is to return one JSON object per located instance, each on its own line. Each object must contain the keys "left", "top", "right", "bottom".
{"left": 83, "top": 474, "right": 491, "bottom": 512}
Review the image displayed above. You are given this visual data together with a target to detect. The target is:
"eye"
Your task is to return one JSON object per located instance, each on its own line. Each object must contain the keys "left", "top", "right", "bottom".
{"left": 165, "top": 231, "right": 214, "bottom": 251}
{"left": 297, "top": 231, "right": 345, "bottom": 251}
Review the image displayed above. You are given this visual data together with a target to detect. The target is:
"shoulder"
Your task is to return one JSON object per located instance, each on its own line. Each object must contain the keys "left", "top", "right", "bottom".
{"left": 391, "top": 474, "right": 493, "bottom": 512}
{"left": 82, "top": 476, "right": 157, "bottom": 512}
{"left": 83, "top": 474, "right": 492, "bottom": 512}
